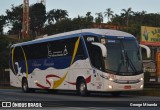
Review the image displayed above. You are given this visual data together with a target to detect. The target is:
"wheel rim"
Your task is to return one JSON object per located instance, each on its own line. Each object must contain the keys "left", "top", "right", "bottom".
{"left": 80, "top": 83, "right": 86, "bottom": 94}
{"left": 23, "top": 82, "right": 27, "bottom": 91}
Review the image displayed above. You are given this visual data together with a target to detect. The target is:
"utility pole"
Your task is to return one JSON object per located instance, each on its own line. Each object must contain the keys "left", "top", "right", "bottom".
{"left": 22, "top": 0, "right": 29, "bottom": 39}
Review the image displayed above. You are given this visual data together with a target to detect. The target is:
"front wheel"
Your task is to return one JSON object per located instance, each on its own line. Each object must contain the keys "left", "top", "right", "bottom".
{"left": 77, "top": 79, "right": 89, "bottom": 96}
{"left": 22, "top": 78, "right": 29, "bottom": 93}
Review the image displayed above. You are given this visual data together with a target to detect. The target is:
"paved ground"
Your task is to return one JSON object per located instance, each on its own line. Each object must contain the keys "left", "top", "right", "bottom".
{"left": 0, "top": 89, "right": 159, "bottom": 110}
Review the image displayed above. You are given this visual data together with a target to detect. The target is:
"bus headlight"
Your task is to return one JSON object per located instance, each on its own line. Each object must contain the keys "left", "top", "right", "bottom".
{"left": 140, "top": 78, "right": 143, "bottom": 81}
{"left": 140, "top": 85, "right": 143, "bottom": 88}
{"left": 108, "top": 85, "right": 113, "bottom": 89}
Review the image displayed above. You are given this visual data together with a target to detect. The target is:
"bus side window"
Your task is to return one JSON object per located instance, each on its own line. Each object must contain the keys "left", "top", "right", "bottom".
{"left": 76, "top": 39, "right": 86, "bottom": 59}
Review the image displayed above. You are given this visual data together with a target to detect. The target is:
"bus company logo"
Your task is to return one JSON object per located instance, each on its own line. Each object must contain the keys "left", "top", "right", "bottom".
{"left": 2, "top": 102, "right": 11, "bottom": 107}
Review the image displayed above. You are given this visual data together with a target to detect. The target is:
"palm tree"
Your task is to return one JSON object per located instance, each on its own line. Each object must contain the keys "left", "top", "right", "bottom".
{"left": 104, "top": 8, "right": 114, "bottom": 22}
{"left": 84, "top": 12, "right": 94, "bottom": 28}
{"left": 47, "top": 9, "right": 56, "bottom": 24}
{"left": 59, "top": 9, "right": 68, "bottom": 20}
{"left": 121, "top": 7, "right": 134, "bottom": 29}
{"left": 47, "top": 9, "right": 68, "bottom": 24}
{"left": 95, "top": 12, "right": 103, "bottom": 24}
{"left": 54, "top": 9, "right": 68, "bottom": 21}
{"left": 85, "top": 12, "right": 94, "bottom": 22}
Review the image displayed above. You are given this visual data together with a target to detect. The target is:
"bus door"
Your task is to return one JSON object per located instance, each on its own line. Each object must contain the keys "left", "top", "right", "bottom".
{"left": 89, "top": 44, "right": 104, "bottom": 90}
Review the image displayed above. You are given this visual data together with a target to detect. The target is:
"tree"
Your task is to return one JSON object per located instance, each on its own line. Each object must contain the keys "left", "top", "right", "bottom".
{"left": 112, "top": 14, "right": 124, "bottom": 26}
{"left": 46, "top": 9, "right": 56, "bottom": 24}
{"left": 6, "top": 4, "right": 23, "bottom": 35}
{"left": 95, "top": 12, "right": 103, "bottom": 24}
{"left": 46, "top": 9, "right": 68, "bottom": 24}
{"left": 84, "top": 12, "right": 94, "bottom": 28}
{"left": 72, "top": 15, "right": 84, "bottom": 29}
{"left": 104, "top": 8, "right": 114, "bottom": 22}
{"left": 53, "top": 9, "right": 68, "bottom": 22}
{"left": 57, "top": 9, "right": 68, "bottom": 21}
{"left": 85, "top": 12, "right": 94, "bottom": 22}
{"left": 54, "top": 18, "right": 72, "bottom": 33}
{"left": 0, "top": 37, "right": 10, "bottom": 68}
{"left": 121, "top": 7, "right": 134, "bottom": 29}
{"left": 30, "top": 3, "right": 46, "bottom": 38}
{"left": 0, "top": 15, "right": 6, "bottom": 35}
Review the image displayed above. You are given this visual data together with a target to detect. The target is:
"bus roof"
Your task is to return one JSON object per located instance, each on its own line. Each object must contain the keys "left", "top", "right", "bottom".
{"left": 12, "top": 29, "right": 134, "bottom": 47}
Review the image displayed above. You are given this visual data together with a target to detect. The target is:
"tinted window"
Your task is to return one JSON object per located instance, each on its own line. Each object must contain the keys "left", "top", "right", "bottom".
{"left": 22, "top": 37, "right": 85, "bottom": 60}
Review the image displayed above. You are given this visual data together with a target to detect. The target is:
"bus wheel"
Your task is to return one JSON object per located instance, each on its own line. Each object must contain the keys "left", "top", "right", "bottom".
{"left": 77, "top": 79, "right": 89, "bottom": 96}
{"left": 22, "top": 78, "right": 29, "bottom": 93}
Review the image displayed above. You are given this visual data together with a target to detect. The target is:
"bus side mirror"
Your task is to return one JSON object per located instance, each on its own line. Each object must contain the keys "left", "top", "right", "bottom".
{"left": 91, "top": 42, "right": 107, "bottom": 58}
{"left": 139, "top": 44, "right": 151, "bottom": 58}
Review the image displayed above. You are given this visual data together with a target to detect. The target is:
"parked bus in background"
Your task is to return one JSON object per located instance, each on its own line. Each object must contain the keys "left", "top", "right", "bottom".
{"left": 9, "top": 29, "right": 150, "bottom": 96}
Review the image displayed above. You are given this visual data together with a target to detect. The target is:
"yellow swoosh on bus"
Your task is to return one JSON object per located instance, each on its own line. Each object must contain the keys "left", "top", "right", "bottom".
{"left": 12, "top": 47, "right": 16, "bottom": 75}
{"left": 20, "top": 46, "right": 29, "bottom": 79}
{"left": 52, "top": 37, "right": 80, "bottom": 89}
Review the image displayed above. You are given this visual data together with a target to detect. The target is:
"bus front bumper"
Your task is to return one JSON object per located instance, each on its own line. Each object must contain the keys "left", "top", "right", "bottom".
{"left": 104, "top": 81, "right": 144, "bottom": 92}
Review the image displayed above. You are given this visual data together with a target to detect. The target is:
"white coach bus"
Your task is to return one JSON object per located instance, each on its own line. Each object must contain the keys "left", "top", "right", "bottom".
{"left": 9, "top": 29, "right": 150, "bottom": 96}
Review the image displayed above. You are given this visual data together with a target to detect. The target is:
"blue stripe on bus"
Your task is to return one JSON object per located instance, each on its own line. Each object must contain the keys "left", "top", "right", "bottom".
{"left": 15, "top": 32, "right": 135, "bottom": 47}
{"left": 10, "top": 56, "right": 81, "bottom": 75}
{"left": 17, "top": 32, "right": 100, "bottom": 46}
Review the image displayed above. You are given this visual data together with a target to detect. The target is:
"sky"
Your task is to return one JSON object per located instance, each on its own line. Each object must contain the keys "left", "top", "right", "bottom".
{"left": 1, "top": 0, "right": 160, "bottom": 18}
{"left": 0, "top": 0, "right": 160, "bottom": 32}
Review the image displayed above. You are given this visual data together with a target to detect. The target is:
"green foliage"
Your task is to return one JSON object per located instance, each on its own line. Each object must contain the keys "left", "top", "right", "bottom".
{"left": 0, "top": 37, "right": 10, "bottom": 68}
{"left": 3, "top": 3, "right": 160, "bottom": 41}
{"left": 95, "top": 12, "right": 103, "bottom": 24}
{"left": 46, "top": 9, "right": 68, "bottom": 24}
{"left": 30, "top": 3, "right": 46, "bottom": 38}
{"left": 104, "top": 8, "right": 114, "bottom": 22}
{"left": 6, "top": 4, "right": 23, "bottom": 35}
{"left": 0, "top": 15, "right": 6, "bottom": 35}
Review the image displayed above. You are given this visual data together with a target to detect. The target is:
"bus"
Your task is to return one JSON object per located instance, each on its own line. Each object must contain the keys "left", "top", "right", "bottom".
{"left": 9, "top": 29, "right": 150, "bottom": 96}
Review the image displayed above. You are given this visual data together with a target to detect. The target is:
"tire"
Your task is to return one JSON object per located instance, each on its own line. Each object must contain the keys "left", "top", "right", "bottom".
{"left": 77, "top": 79, "right": 89, "bottom": 96}
{"left": 22, "top": 78, "right": 29, "bottom": 93}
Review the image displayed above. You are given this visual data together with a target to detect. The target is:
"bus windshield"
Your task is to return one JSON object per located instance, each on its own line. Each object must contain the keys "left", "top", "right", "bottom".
{"left": 104, "top": 38, "right": 142, "bottom": 75}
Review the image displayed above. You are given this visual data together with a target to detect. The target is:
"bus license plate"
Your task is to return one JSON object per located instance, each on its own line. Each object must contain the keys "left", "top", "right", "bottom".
{"left": 124, "top": 85, "right": 131, "bottom": 89}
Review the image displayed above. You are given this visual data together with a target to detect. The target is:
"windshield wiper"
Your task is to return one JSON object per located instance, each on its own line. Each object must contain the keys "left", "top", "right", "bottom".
{"left": 116, "top": 51, "right": 125, "bottom": 74}
{"left": 124, "top": 51, "right": 138, "bottom": 74}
